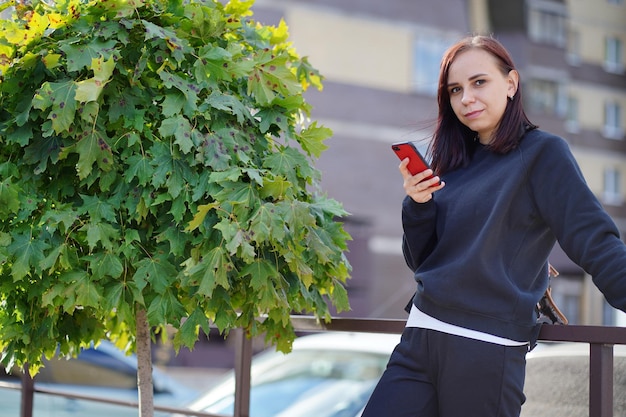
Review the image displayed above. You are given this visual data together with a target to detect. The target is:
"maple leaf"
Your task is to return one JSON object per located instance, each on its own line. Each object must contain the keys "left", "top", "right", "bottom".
{"left": 0, "top": 178, "right": 20, "bottom": 218}
{"left": 42, "top": 53, "right": 62, "bottom": 70}
{"left": 142, "top": 19, "right": 191, "bottom": 64}
{"left": 59, "top": 130, "right": 114, "bottom": 179}
{"left": 195, "top": 45, "right": 233, "bottom": 81}
{"left": 296, "top": 56, "right": 324, "bottom": 91}
{"left": 72, "top": 272, "right": 104, "bottom": 308}
{"left": 156, "top": 227, "right": 188, "bottom": 257}
{"left": 268, "top": 19, "right": 290, "bottom": 45}
{"left": 133, "top": 256, "right": 178, "bottom": 295}
{"left": 263, "top": 147, "right": 312, "bottom": 185}
{"left": 248, "top": 50, "right": 302, "bottom": 105}
{"left": 242, "top": 259, "right": 280, "bottom": 291}
{"left": 158, "top": 115, "right": 194, "bottom": 154}
{"left": 89, "top": 251, "right": 124, "bottom": 280}
{"left": 32, "top": 81, "right": 77, "bottom": 134}
{"left": 248, "top": 203, "right": 287, "bottom": 242}
{"left": 125, "top": 154, "right": 154, "bottom": 186}
{"left": 299, "top": 121, "right": 332, "bottom": 158}
{"left": 184, "top": 245, "right": 230, "bottom": 297}
{"left": 79, "top": 194, "right": 117, "bottom": 223}
{"left": 92, "top": 0, "right": 146, "bottom": 18}
{"left": 81, "top": 220, "right": 120, "bottom": 251}
{"left": 161, "top": 92, "right": 186, "bottom": 117}
{"left": 256, "top": 107, "right": 290, "bottom": 134}
{"left": 60, "top": 40, "right": 119, "bottom": 72}
{"left": 7, "top": 232, "right": 50, "bottom": 281}
{"left": 259, "top": 176, "right": 294, "bottom": 200}
{"left": 185, "top": 202, "right": 219, "bottom": 232}
{"left": 175, "top": 307, "right": 210, "bottom": 349}
{"left": 108, "top": 93, "right": 140, "bottom": 123}
{"left": 0, "top": 44, "right": 14, "bottom": 76}
{"left": 75, "top": 57, "right": 116, "bottom": 102}
{"left": 158, "top": 70, "right": 199, "bottom": 111}
{"left": 40, "top": 206, "right": 80, "bottom": 234}
{"left": 205, "top": 91, "right": 250, "bottom": 124}
{"left": 23, "top": 135, "right": 62, "bottom": 175}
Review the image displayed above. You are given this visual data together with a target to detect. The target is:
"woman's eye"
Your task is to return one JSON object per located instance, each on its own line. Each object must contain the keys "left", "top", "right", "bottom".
{"left": 450, "top": 86, "right": 461, "bottom": 94}
{"left": 475, "top": 79, "right": 486, "bottom": 86}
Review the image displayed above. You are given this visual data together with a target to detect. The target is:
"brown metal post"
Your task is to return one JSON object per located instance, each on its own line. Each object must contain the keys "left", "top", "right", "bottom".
{"left": 233, "top": 329, "right": 252, "bottom": 417}
{"left": 20, "top": 364, "right": 34, "bottom": 417}
{"left": 589, "top": 343, "right": 613, "bottom": 417}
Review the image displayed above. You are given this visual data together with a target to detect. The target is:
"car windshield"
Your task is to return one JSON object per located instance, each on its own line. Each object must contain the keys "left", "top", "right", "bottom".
{"left": 201, "top": 349, "right": 388, "bottom": 417}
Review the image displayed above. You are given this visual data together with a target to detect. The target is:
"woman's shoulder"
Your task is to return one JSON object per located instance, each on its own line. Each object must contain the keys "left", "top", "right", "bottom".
{"left": 517, "top": 129, "right": 580, "bottom": 174}
{"left": 519, "top": 128, "right": 570, "bottom": 153}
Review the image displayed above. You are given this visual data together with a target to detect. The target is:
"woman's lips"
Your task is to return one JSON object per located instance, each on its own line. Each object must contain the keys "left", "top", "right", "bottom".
{"left": 464, "top": 110, "right": 483, "bottom": 119}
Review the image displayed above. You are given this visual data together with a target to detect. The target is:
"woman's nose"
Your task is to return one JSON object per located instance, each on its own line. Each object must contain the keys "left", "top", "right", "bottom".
{"left": 461, "top": 90, "right": 474, "bottom": 105}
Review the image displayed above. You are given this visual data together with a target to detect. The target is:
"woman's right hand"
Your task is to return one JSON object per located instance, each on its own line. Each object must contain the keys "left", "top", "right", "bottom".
{"left": 400, "top": 158, "right": 445, "bottom": 203}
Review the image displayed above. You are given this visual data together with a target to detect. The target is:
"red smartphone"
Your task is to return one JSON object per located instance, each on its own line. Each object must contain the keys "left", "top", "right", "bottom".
{"left": 391, "top": 141, "right": 438, "bottom": 183}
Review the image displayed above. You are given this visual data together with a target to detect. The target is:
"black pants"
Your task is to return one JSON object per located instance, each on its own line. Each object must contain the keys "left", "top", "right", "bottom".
{"left": 361, "top": 327, "right": 528, "bottom": 417}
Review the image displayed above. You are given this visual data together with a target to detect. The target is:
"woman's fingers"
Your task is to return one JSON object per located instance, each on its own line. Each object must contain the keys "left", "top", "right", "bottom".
{"left": 399, "top": 158, "right": 444, "bottom": 202}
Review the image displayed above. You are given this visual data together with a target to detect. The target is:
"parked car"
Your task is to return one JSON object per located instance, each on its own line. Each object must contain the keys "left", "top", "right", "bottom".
{"left": 175, "top": 331, "right": 401, "bottom": 417}
{"left": 0, "top": 340, "right": 198, "bottom": 417}
{"left": 177, "top": 332, "right": 626, "bottom": 417}
{"left": 521, "top": 342, "right": 626, "bottom": 417}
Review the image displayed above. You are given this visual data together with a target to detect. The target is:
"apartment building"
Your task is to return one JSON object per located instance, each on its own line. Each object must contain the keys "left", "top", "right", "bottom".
{"left": 252, "top": 0, "right": 470, "bottom": 319}
{"left": 474, "top": 0, "right": 626, "bottom": 325}
{"left": 250, "top": 0, "right": 626, "bottom": 325}
{"left": 563, "top": 0, "right": 626, "bottom": 325}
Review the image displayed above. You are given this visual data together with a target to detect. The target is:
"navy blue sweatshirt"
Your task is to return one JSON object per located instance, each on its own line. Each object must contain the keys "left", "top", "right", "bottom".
{"left": 403, "top": 129, "right": 626, "bottom": 342}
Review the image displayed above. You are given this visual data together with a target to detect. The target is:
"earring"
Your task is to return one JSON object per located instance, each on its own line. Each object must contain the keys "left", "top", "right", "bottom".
{"left": 508, "top": 94, "right": 515, "bottom": 101}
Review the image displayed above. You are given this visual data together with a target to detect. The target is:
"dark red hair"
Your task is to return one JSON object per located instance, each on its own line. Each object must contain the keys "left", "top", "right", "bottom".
{"left": 429, "top": 35, "right": 536, "bottom": 175}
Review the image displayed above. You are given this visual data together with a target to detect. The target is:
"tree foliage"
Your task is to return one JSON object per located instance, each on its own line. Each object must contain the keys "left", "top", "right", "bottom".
{"left": 0, "top": 0, "right": 351, "bottom": 373}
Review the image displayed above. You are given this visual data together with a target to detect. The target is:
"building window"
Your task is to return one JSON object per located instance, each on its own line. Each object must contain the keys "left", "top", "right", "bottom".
{"left": 565, "top": 96, "right": 579, "bottom": 133}
{"left": 604, "top": 37, "right": 624, "bottom": 73}
{"left": 567, "top": 30, "right": 581, "bottom": 66}
{"left": 603, "top": 101, "right": 623, "bottom": 139}
{"left": 413, "top": 35, "right": 450, "bottom": 96}
{"left": 528, "top": 6, "right": 567, "bottom": 47}
{"left": 550, "top": 275, "right": 581, "bottom": 325}
{"left": 527, "top": 78, "right": 566, "bottom": 116}
{"left": 603, "top": 167, "right": 623, "bottom": 205}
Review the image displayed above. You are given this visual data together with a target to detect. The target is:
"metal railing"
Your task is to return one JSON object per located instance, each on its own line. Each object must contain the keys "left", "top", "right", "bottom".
{"left": 9, "top": 317, "right": 626, "bottom": 417}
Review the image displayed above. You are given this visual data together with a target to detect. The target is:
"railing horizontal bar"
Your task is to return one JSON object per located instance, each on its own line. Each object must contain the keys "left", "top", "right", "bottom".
{"left": 0, "top": 381, "right": 21, "bottom": 391}
{"left": 290, "top": 316, "right": 406, "bottom": 334}
{"left": 538, "top": 324, "right": 626, "bottom": 344}
{"left": 290, "top": 316, "right": 626, "bottom": 345}
{"left": 0, "top": 382, "right": 224, "bottom": 417}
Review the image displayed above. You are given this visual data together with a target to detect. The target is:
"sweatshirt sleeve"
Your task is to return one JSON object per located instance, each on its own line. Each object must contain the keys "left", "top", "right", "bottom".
{"left": 401, "top": 196, "right": 438, "bottom": 272}
{"left": 529, "top": 135, "right": 626, "bottom": 312}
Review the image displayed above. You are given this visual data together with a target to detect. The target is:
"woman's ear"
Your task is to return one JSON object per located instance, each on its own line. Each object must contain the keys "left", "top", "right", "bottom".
{"left": 507, "top": 70, "right": 519, "bottom": 99}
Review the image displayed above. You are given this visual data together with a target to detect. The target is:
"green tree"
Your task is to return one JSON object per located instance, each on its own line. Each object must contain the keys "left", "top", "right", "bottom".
{"left": 0, "top": 0, "right": 351, "bottom": 414}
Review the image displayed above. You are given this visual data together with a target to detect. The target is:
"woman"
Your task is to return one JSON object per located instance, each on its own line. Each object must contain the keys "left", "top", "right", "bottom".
{"left": 361, "top": 35, "right": 626, "bottom": 417}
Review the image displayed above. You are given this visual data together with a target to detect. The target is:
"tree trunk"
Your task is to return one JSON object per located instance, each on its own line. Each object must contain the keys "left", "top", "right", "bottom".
{"left": 20, "top": 364, "right": 34, "bottom": 417}
{"left": 136, "top": 307, "right": 154, "bottom": 417}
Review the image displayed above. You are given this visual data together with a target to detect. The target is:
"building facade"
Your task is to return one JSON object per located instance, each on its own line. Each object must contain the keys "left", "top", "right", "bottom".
{"left": 474, "top": 0, "right": 626, "bottom": 325}
{"left": 251, "top": 0, "right": 626, "bottom": 325}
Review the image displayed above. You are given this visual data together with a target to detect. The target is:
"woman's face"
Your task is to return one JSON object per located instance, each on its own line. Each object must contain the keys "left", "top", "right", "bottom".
{"left": 446, "top": 48, "right": 518, "bottom": 144}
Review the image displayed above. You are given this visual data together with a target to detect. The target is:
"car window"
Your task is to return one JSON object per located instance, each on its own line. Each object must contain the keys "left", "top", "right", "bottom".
{"left": 200, "top": 349, "right": 388, "bottom": 417}
{"left": 37, "top": 354, "right": 136, "bottom": 389}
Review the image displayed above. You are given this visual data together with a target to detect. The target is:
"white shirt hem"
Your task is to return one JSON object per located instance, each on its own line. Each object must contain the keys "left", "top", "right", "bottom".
{"left": 406, "top": 304, "right": 528, "bottom": 346}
